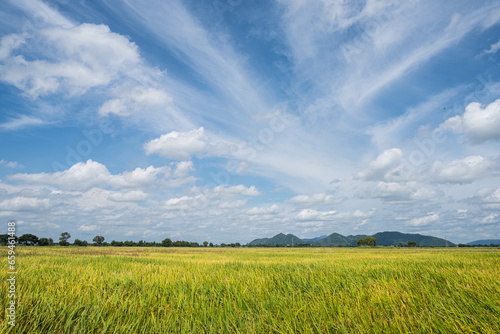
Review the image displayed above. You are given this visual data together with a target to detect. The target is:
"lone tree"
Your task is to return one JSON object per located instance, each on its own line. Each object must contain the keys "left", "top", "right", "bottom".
{"left": 407, "top": 240, "right": 418, "bottom": 247}
{"left": 59, "top": 232, "right": 71, "bottom": 246}
{"left": 93, "top": 236, "right": 105, "bottom": 246}
{"left": 357, "top": 237, "right": 377, "bottom": 246}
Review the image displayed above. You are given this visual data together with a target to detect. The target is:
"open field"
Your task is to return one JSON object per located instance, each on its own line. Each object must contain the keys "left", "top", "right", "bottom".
{"left": 2, "top": 247, "right": 500, "bottom": 333}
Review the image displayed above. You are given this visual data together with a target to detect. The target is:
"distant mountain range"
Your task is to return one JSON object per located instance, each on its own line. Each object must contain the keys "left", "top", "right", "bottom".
{"left": 466, "top": 239, "right": 500, "bottom": 245}
{"left": 249, "top": 231, "right": 456, "bottom": 247}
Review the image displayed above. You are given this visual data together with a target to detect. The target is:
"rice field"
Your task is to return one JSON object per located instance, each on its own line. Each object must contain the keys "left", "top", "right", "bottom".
{"left": 1, "top": 247, "right": 499, "bottom": 333}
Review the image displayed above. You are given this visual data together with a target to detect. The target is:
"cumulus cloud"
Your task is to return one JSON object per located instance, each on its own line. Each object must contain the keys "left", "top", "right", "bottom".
{"left": 144, "top": 127, "right": 237, "bottom": 160}
{"left": 109, "top": 190, "right": 148, "bottom": 202}
{"left": 247, "top": 204, "right": 280, "bottom": 215}
{"left": 296, "top": 209, "right": 337, "bottom": 221}
{"left": 369, "top": 181, "right": 441, "bottom": 202}
{"left": 165, "top": 195, "right": 207, "bottom": 210}
{"left": 8, "top": 159, "right": 174, "bottom": 191}
{"left": 289, "top": 193, "right": 340, "bottom": 205}
{"left": 356, "top": 148, "right": 403, "bottom": 180}
{"left": 144, "top": 128, "right": 206, "bottom": 160}
{"left": 406, "top": 212, "right": 439, "bottom": 227}
{"left": 0, "top": 24, "right": 142, "bottom": 98}
{"left": 219, "top": 200, "right": 246, "bottom": 209}
{"left": 0, "top": 196, "right": 51, "bottom": 211}
{"left": 78, "top": 224, "right": 98, "bottom": 232}
{"left": 430, "top": 155, "right": 497, "bottom": 184}
{"left": 212, "top": 184, "right": 261, "bottom": 197}
{"left": 173, "top": 161, "right": 194, "bottom": 178}
{"left": 439, "top": 99, "right": 500, "bottom": 143}
{"left": 99, "top": 86, "right": 172, "bottom": 116}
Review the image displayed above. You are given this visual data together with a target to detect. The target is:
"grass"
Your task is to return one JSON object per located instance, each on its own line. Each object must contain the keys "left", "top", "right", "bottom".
{"left": 1, "top": 247, "right": 499, "bottom": 333}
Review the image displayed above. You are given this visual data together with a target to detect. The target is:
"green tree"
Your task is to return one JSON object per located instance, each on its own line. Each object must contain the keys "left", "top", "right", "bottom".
{"left": 93, "top": 236, "right": 105, "bottom": 246}
{"left": 407, "top": 240, "right": 418, "bottom": 247}
{"left": 365, "top": 237, "right": 376, "bottom": 246}
{"left": 209, "top": 242, "right": 214, "bottom": 247}
{"left": 356, "top": 238, "right": 367, "bottom": 246}
{"left": 0, "top": 234, "right": 10, "bottom": 245}
{"left": 19, "top": 234, "right": 39, "bottom": 245}
{"left": 39, "top": 238, "right": 52, "bottom": 246}
{"left": 162, "top": 238, "right": 172, "bottom": 247}
{"left": 357, "top": 237, "right": 376, "bottom": 246}
{"left": 203, "top": 241, "right": 208, "bottom": 247}
{"left": 73, "top": 239, "right": 88, "bottom": 246}
{"left": 59, "top": 232, "right": 71, "bottom": 242}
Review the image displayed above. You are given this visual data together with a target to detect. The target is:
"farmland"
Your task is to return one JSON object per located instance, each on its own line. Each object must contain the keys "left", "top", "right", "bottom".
{"left": 1, "top": 247, "right": 499, "bottom": 333}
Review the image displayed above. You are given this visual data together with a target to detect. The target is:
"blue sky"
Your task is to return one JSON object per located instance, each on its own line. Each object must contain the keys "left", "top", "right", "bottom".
{"left": 1, "top": 0, "right": 500, "bottom": 244}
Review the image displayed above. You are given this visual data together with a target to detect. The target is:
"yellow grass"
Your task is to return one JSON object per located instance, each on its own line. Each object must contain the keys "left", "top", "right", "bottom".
{"left": 1, "top": 247, "right": 499, "bottom": 333}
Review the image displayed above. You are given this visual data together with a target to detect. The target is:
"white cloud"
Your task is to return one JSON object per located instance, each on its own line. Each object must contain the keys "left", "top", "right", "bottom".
{"left": 289, "top": 193, "right": 339, "bottom": 205}
{"left": 356, "top": 148, "right": 403, "bottom": 180}
{"left": 144, "top": 128, "right": 206, "bottom": 160}
{"left": 473, "top": 188, "right": 500, "bottom": 210}
{"left": 165, "top": 195, "right": 207, "bottom": 210}
{"left": 109, "top": 190, "right": 148, "bottom": 202}
{"left": 0, "top": 33, "right": 25, "bottom": 60}
{"left": 430, "top": 155, "right": 496, "bottom": 184}
{"left": 369, "top": 181, "right": 440, "bottom": 202}
{"left": 247, "top": 204, "right": 280, "bottom": 215}
{"left": 406, "top": 212, "right": 439, "bottom": 227}
{"left": 439, "top": 99, "right": 500, "bottom": 143}
{"left": 296, "top": 209, "right": 337, "bottom": 221}
{"left": 0, "top": 196, "right": 51, "bottom": 211}
{"left": 8, "top": 159, "right": 174, "bottom": 191}
{"left": 99, "top": 87, "right": 172, "bottom": 116}
{"left": 78, "top": 224, "right": 98, "bottom": 232}
{"left": 0, "top": 115, "right": 48, "bottom": 131}
{"left": 0, "top": 160, "right": 23, "bottom": 168}
{"left": 0, "top": 24, "right": 142, "bottom": 98}
{"left": 173, "top": 161, "right": 194, "bottom": 178}
{"left": 212, "top": 185, "right": 261, "bottom": 197}
{"left": 218, "top": 200, "right": 246, "bottom": 209}
{"left": 144, "top": 127, "right": 237, "bottom": 160}
{"left": 481, "top": 214, "right": 498, "bottom": 225}
{"left": 482, "top": 39, "right": 500, "bottom": 55}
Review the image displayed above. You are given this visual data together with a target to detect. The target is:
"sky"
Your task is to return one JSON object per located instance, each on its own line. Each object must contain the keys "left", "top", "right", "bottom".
{"left": 1, "top": 0, "right": 500, "bottom": 244}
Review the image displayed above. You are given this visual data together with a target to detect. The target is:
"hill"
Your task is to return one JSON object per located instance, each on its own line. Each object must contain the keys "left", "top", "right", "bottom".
{"left": 249, "top": 233, "right": 304, "bottom": 246}
{"left": 466, "top": 239, "right": 500, "bottom": 245}
{"left": 371, "top": 231, "right": 455, "bottom": 247}
{"left": 249, "top": 231, "right": 455, "bottom": 247}
{"left": 302, "top": 235, "right": 327, "bottom": 242}
{"left": 311, "top": 233, "right": 367, "bottom": 246}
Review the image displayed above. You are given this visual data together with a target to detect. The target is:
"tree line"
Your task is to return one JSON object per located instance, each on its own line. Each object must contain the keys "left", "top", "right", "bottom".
{"left": 0, "top": 232, "right": 241, "bottom": 248}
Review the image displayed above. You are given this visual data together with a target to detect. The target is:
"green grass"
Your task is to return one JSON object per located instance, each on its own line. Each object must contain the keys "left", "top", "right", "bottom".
{"left": 1, "top": 247, "right": 499, "bottom": 333}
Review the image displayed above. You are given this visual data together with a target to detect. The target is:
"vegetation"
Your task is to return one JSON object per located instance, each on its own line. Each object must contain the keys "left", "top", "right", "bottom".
{"left": 356, "top": 236, "right": 377, "bottom": 246}
{"left": 58, "top": 232, "right": 71, "bottom": 246}
{"left": 1, "top": 247, "right": 499, "bottom": 333}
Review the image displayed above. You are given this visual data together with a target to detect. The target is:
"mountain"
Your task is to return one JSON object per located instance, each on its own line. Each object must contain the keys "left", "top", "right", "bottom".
{"left": 311, "top": 233, "right": 367, "bottom": 246}
{"left": 302, "top": 235, "right": 327, "bottom": 242}
{"left": 466, "top": 239, "right": 500, "bottom": 245}
{"left": 248, "top": 231, "right": 455, "bottom": 246}
{"left": 249, "top": 233, "right": 304, "bottom": 246}
{"left": 370, "top": 231, "right": 455, "bottom": 247}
